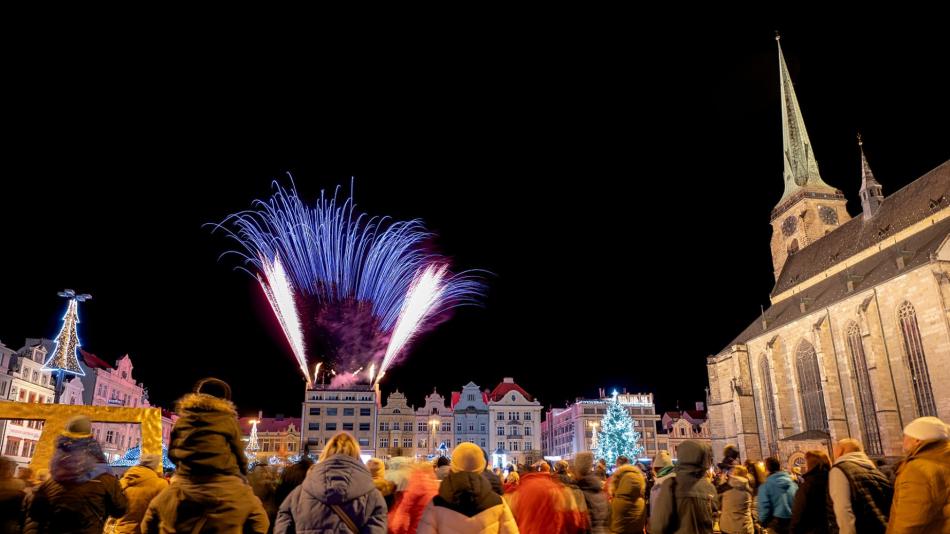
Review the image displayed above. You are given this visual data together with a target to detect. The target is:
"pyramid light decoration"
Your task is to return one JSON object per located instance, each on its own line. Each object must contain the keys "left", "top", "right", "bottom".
{"left": 42, "top": 289, "right": 92, "bottom": 377}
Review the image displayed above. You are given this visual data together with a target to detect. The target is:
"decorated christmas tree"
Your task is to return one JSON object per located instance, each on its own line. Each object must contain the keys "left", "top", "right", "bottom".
{"left": 594, "top": 392, "right": 643, "bottom": 465}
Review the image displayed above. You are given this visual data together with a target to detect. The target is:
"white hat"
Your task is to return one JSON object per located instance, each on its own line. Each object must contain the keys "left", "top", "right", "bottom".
{"left": 903, "top": 416, "right": 949, "bottom": 441}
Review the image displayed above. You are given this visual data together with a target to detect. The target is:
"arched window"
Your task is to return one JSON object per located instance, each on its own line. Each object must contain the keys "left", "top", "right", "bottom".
{"left": 796, "top": 340, "right": 828, "bottom": 432}
{"left": 898, "top": 302, "right": 937, "bottom": 417}
{"left": 759, "top": 354, "right": 779, "bottom": 445}
{"left": 846, "top": 322, "right": 882, "bottom": 455}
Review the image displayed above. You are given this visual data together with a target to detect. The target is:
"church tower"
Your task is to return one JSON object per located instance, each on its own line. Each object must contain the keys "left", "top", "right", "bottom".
{"left": 769, "top": 34, "right": 851, "bottom": 280}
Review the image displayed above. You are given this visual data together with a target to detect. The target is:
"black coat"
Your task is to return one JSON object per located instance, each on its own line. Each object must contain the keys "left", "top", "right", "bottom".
{"left": 26, "top": 474, "right": 127, "bottom": 534}
{"left": 790, "top": 466, "right": 830, "bottom": 534}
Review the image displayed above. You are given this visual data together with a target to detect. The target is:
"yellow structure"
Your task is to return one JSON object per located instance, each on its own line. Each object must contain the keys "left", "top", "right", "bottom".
{"left": 0, "top": 403, "right": 162, "bottom": 472}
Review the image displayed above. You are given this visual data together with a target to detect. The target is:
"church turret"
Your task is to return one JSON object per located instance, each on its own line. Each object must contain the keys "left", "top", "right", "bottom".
{"left": 858, "top": 133, "right": 884, "bottom": 219}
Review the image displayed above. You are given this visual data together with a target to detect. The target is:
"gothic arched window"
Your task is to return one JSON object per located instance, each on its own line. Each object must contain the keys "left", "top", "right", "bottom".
{"left": 898, "top": 302, "right": 937, "bottom": 417}
{"left": 846, "top": 322, "right": 882, "bottom": 455}
{"left": 796, "top": 340, "right": 828, "bottom": 432}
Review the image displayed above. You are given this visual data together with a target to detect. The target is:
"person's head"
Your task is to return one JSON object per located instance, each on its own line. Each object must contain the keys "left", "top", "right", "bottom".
{"left": 64, "top": 415, "right": 92, "bottom": 437}
{"left": 193, "top": 377, "right": 232, "bottom": 400}
{"left": 833, "top": 438, "right": 863, "bottom": 459}
{"left": 554, "top": 460, "right": 570, "bottom": 475}
{"left": 139, "top": 454, "right": 162, "bottom": 471}
{"left": 765, "top": 457, "right": 781, "bottom": 474}
{"left": 535, "top": 461, "right": 551, "bottom": 473}
{"left": 506, "top": 471, "right": 520, "bottom": 485}
{"left": 804, "top": 450, "right": 831, "bottom": 473}
{"left": 901, "top": 416, "right": 949, "bottom": 453}
{"left": 597, "top": 458, "right": 606, "bottom": 466}
{"left": 366, "top": 458, "right": 385, "bottom": 479}
{"left": 615, "top": 455, "right": 630, "bottom": 467}
{"left": 319, "top": 432, "right": 361, "bottom": 462}
{"left": 731, "top": 465, "right": 749, "bottom": 479}
{"left": 435, "top": 456, "right": 451, "bottom": 469}
{"left": 574, "top": 452, "right": 594, "bottom": 478}
{"left": 450, "top": 442, "right": 486, "bottom": 473}
{"left": 0, "top": 457, "right": 15, "bottom": 479}
{"left": 653, "top": 450, "right": 673, "bottom": 472}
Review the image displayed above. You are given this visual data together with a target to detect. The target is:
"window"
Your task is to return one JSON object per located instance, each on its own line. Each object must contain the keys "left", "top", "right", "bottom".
{"left": 797, "top": 340, "right": 829, "bottom": 432}
{"left": 326, "top": 423, "right": 337, "bottom": 431}
{"left": 4, "top": 438, "right": 21, "bottom": 456}
{"left": 359, "top": 423, "right": 370, "bottom": 431}
{"left": 343, "top": 408, "right": 354, "bottom": 417}
{"left": 445, "top": 440, "right": 451, "bottom": 448}
{"left": 358, "top": 438, "right": 369, "bottom": 447}
{"left": 510, "top": 395, "right": 516, "bottom": 402}
{"left": 679, "top": 427, "right": 686, "bottom": 436}
{"left": 288, "top": 442, "right": 295, "bottom": 452}
{"left": 496, "top": 412, "right": 504, "bottom": 420}
{"left": 327, "top": 408, "right": 338, "bottom": 416}
{"left": 524, "top": 412, "right": 531, "bottom": 421}
{"left": 898, "top": 302, "right": 937, "bottom": 417}
{"left": 480, "top": 423, "right": 486, "bottom": 432}
{"left": 457, "top": 423, "right": 463, "bottom": 432}
{"left": 32, "top": 371, "right": 38, "bottom": 383}
{"left": 0, "top": 382, "right": 6, "bottom": 397}
{"left": 343, "top": 423, "right": 354, "bottom": 431}
{"left": 28, "top": 392, "right": 36, "bottom": 404}
{"left": 418, "top": 422, "right": 426, "bottom": 432}
{"left": 419, "top": 440, "right": 426, "bottom": 448}
{"left": 403, "top": 422, "right": 412, "bottom": 431}
{"left": 380, "top": 439, "right": 389, "bottom": 448}
{"left": 360, "top": 408, "right": 371, "bottom": 417}
{"left": 441, "top": 423, "right": 450, "bottom": 432}
{"left": 510, "top": 441, "right": 519, "bottom": 451}
{"left": 380, "top": 423, "right": 389, "bottom": 431}
{"left": 262, "top": 442, "right": 270, "bottom": 452}
{"left": 525, "top": 426, "right": 532, "bottom": 436}
{"left": 480, "top": 438, "right": 486, "bottom": 447}
{"left": 846, "top": 322, "right": 882, "bottom": 455}
{"left": 467, "top": 394, "right": 475, "bottom": 401}
{"left": 760, "top": 354, "right": 779, "bottom": 447}
{"left": 403, "top": 438, "right": 412, "bottom": 448}
{"left": 41, "top": 375, "right": 47, "bottom": 386}
{"left": 309, "top": 423, "right": 320, "bottom": 431}
{"left": 309, "top": 407, "right": 321, "bottom": 416}
{"left": 524, "top": 441, "right": 531, "bottom": 451}
{"left": 497, "top": 427, "right": 504, "bottom": 436}
{"left": 469, "top": 424, "right": 475, "bottom": 431}
{"left": 106, "top": 431, "right": 114, "bottom": 444}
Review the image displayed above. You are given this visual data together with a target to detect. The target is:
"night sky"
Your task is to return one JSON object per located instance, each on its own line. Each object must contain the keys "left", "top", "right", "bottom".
{"left": 2, "top": 25, "right": 948, "bottom": 419}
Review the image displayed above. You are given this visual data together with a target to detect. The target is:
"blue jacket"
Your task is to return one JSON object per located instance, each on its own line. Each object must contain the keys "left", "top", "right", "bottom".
{"left": 275, "top": 454, "right": 387, "bottom": 534}
{"left": 758, "top": 471, "right": 798, "bottom": 524}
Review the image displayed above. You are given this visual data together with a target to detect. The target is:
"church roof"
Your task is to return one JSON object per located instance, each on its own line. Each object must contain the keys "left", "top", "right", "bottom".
{"left": 772, "top": 160, "right": 950, "bottom": 298}
{"left": 722, "top": 213, "right": 950, "bottom": 354}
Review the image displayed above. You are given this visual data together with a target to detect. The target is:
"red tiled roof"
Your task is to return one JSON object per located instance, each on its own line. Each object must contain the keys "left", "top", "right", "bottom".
{"left": 490, "top": 380, "right": 533, "bottom": 402}
{"left": 239, "top": 416, "right": 301, "bottom": 434}
{"left": 80, "top": 349, "right": 113, "bottom": 370}
{"left": 450, "top": 391, "right": 491, "bottom": 409}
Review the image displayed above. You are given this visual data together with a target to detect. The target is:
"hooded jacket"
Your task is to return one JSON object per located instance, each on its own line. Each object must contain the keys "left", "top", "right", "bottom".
{"left": 719, "top": 475, "right": 754, "bottom": 534}
{"left": 169, "top": 393, "right": 247, "bottom": 477}
{"left": 418, "top": 470, "right": 519, "bottom": 534}
{"left": 649, "top": 440, "right": 717, "bottom": 534}
{"left": 758, "top": 470, "right": 797, "bottom": 525}
{"left": 610, "top": 465, "right": 646, "bottom": 534}
{"left": 114, "top": 466, "right": 168, "bottom": 534}
{"left": 275, "top": 454, "right": 387, "bottom": 534}
{"left": 886, "top": 438, "right": 950, "bottom": 534}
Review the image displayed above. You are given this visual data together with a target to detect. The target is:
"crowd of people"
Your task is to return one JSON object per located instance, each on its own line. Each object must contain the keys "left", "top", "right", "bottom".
{"left": 0, "top": 376, "right": 947, "bottom": 533}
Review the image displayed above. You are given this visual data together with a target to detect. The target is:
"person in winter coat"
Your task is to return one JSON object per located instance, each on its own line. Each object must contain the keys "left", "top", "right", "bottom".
{"left": 0, "top": 456, "right": 25, "bottom": 534}
{"left": 416, "top": 442, "right": 518, "bottom": 534}
{"left": 143, "top": 380, "right": 269, "bottom": 534}
{"left": 503, "top": 471, "right": 520, "bottom": 493}
{"left": 275, "top": 432, "right": 387, "bottom": 534}
{"left": 249, "top": 465, "right": 279, "bottom": 533}
{"left": 483, "top": 450, "right": 504, "bottom": 496}
{"left": 757, "top": 457, "right": 797, "bottom": 534}
{"left": 390, "top": 462, "right": 440, "bottom": 534}
{"left": 113, "top": 454, "right": 169, "bottom": 534}
{"left": 649, "top": 451, "right": 675, "bottom": 522}
{"left": 26, "top": 416, "right": 128, "bottom": 534}
{"left": 828, "top": 439, "right": 891, "bottom": 534}
{"left": 168, "top": 377, "right": 247, "bottom": 478}
{"left": 649, "top": 440, "right": 717, "bottom": 534}
{"left": 718, "top": 465, "right": 754, "bottom": 534}
{"left": 434, "top": 456, "right": 451, "bottom": 481}
{"left": 366, "top": 458, "right": 397, "bottom": 510}
{"left": 573, "top": 452, "right": 609, "bottom": 534}
{"left": 789, "top": 450, "right": 830, "bottom": 534}
{"left": 886, "top": 416, "right": 950, "bottom": 534}
{"left": 275, "top": 455, "right": 312, "bottom": 510}
{"left": 610, "top": 456, "right": 647, "bottom": 534}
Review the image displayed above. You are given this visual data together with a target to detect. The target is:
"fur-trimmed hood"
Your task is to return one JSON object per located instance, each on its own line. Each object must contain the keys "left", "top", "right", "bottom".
{"left": 175, "top": 392, "right": 237, "bottom": 415}
{"left": 169, "top": 392, "right": 246, "bottom": 477}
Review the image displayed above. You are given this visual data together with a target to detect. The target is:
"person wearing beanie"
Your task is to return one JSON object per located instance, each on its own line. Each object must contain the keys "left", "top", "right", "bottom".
{"left": 573, "top": 452, "right": 609, "bottom": 534}
{"left": 168, "top": 377, "right": 247, "bottom": 477}
{"left": 649, "top": 450, "right": 675, "bottom": 524}
{"left": 651, "top": 440, "right": 717, "bottom": 534}
{"left": 26, "top": 416, "right": 128, "bottom": 534}
{"left": 887, "top": 416, "right": 950, "bottom": 534}
{"left": 417, "top": 442, "right": 519, "bottom": 533}
{"left": 113, "top": 455, "right": 169, "bottom": 534}
{"left": 145, "top": 379, "right": 269, "bottom": 534}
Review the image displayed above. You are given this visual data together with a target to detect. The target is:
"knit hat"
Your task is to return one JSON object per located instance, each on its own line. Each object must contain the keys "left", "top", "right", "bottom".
{"left": 65, "top": 415, "right": 92, "bottom": 436}
{"left": 903, "top": 416, "right": 949, "bottom": 441}
{"left": 574, "top": 452, "right": 594, "bottom": 476}
{"left": 451, "top": 442, "right": 487, "bottom": 473}
{"left": 653, "top": 450, "right": 673, "bottom": 469}
{"left": 139, "top": 454, "right": 162, "bottom": 470}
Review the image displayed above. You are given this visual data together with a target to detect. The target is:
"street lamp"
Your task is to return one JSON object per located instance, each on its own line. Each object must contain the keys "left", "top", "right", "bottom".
{"left": 589, "top": 421, "right": 600, "bottom": 452}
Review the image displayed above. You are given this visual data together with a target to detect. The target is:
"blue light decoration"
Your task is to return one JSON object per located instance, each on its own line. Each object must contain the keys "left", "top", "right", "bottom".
{"left": 110, "top": 444, "right": 176, "bottom": 470}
